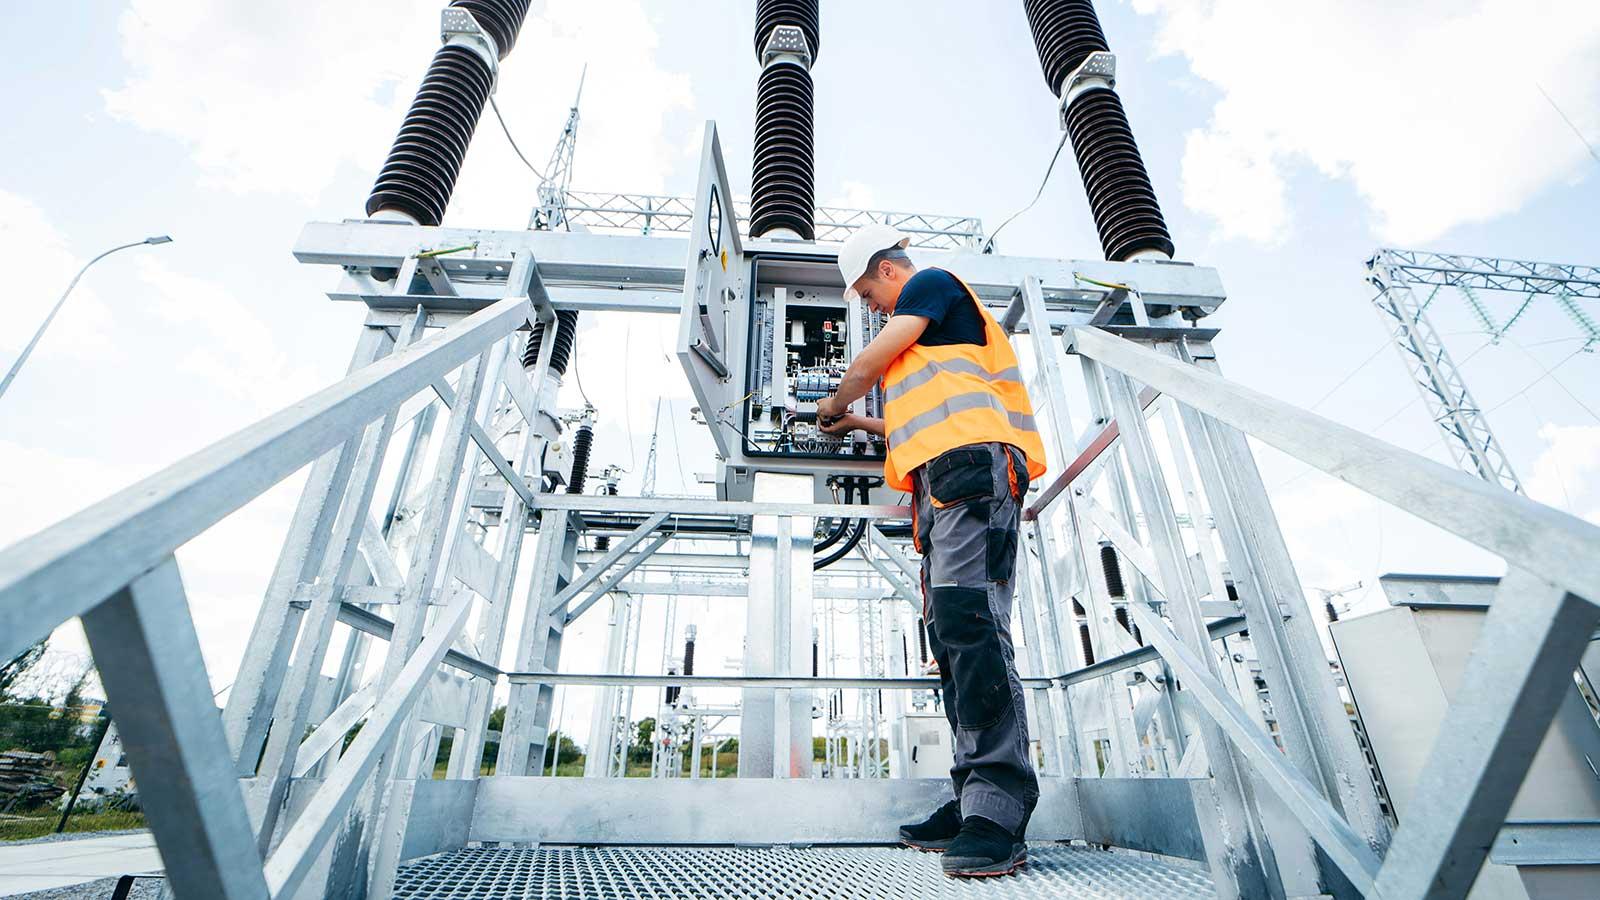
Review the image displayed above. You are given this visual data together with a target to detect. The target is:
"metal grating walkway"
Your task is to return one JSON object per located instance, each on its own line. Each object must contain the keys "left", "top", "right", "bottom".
{"left": 393, "top": 844, "right": 1218, "bottom": 899}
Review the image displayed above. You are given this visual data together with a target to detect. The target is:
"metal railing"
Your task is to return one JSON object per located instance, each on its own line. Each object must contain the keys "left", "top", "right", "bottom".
{"left": 1020, "top": 324, "right": 1600, "bottom": 898}
{"left": 2, "top": 281, "right": 1595, "bottom": 896}
{"left": 0, "top": 293, "right": 544, "bottom": 899}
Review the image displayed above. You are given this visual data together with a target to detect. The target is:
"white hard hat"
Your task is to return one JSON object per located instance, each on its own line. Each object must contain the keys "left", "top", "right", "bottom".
{"left": 837, "top": 224, "right": 911, "bottom": 301}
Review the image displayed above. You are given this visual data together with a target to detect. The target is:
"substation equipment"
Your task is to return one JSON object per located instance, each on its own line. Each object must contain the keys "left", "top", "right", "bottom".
{"left": 2, "top": 0, "right": 1598, "bottom": 898}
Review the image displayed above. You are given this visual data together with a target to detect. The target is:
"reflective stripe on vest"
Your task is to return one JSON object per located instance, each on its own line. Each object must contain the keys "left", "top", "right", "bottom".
{"left": 880, "top": 269, "right": 1048, "bottom": 492}
{"left": 884, "top": 358, "right": 1024, "bottom": 402}
{"left": 888, "top": 389, "right": 1037, "bottom": 448}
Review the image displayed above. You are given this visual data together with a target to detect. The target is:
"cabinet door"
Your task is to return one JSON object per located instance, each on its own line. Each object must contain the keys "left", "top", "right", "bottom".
{"left": 677, "top": 123, "right": 748, "bottom": 459}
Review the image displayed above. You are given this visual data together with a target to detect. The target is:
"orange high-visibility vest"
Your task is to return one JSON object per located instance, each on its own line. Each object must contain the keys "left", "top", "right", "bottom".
{"left": 881, "top": 270, "right": 1048, "bottom": 492}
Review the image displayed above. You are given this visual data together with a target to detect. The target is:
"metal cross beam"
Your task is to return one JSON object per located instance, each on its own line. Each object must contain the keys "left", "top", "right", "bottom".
{"left": 1366, "top": 252, "right": 1525, "bottom": 493}
{"left": 546, "top": 189, "right": 987, "bottom": 250}
{"left": 1365, "top": 246, "right": 1600, "bottom": 495}
{"left": 1370, "top": 248, "right": 1600, "bottom": 299}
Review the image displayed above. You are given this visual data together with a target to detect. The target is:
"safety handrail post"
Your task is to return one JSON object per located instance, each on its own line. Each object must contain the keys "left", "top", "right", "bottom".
{"left": 1067, "top": 324, "right": 1600, "bottom": 898}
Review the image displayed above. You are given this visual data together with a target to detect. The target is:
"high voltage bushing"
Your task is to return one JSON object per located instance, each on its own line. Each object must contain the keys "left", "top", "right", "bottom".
{"left": 566, "top": 424, "right": 593, "bottom": 495}
{"left": 1024, "top": 0, "right": 1108, "bottom": 95}
{"left": 1023, "top": 0, "right": 1174, "bottom": 262}
{"left": 750, "top": 0, "right": 819, "bottom": 240}
{"left": 365, "top": 1, "right": 533, "bottom": 226}
{"left": 522, "top": 309, "right": 578, "bottom": 376}
{"left": 754, "top": 0, "right": 820, "bottom": 62}
{"left": 1072, "top": 599, "right": 1096, "bottom": 665}
{"left": 1098, "top": 542, "right": 1125, "bottom": 599}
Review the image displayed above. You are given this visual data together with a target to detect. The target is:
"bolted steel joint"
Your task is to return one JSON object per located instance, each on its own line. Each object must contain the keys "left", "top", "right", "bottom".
{"left": 1059, "top": 51, "right": 1117, "bottom": 129}
{"left": 761, "top": 25, "right": 814, "bottom": 69}
{"left": 441, "top": 7, "right": 500, "bottom": 76}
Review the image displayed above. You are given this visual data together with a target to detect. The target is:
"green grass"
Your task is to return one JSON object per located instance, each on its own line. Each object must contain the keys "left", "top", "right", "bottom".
{"left": 0, "top": 808, "right": 146, "bottom": 842}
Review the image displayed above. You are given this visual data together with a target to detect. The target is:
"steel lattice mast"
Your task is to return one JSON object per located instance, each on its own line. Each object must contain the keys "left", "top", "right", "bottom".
{"left": 1365, "top": 248, "right": 1600, "bottom": 494}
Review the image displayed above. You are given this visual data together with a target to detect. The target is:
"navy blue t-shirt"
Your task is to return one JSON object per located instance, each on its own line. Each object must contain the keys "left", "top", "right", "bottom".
{"left": 892, "top": 268, "right": 986, "bottom": 347}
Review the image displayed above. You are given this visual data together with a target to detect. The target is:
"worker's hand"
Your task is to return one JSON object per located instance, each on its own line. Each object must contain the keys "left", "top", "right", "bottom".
{"left": 816, "top": 395, "right": 844, "bottom": 422}
{"left": 819, "top": 413, "right": 863, "bottom": 435}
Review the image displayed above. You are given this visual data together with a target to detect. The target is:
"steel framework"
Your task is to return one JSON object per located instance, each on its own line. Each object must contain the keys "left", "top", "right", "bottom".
{"left": 1366, "top": 247, "right": 1600, "bottom": 494}
{"left": 546, "top": 189, "right": 987, "bottom": 250}
{"left": 2, "top": 212, "right": 1597, "bottom": 897}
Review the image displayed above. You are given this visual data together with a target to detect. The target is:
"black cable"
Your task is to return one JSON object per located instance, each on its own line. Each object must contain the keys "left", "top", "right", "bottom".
{"left": 814, "top": 482, "right": 867, "bottom": 571}
{"left": 815, "top": 517, "right": 867, "bottom": 571}
{"left": 490, "top": 95, "right": 550, "bottom": 182}
{"left": 813, "top": 481, "right": 853, "bottom": 552}
{"left": 982, "top": 130, "right": 1070, "bottom": 254}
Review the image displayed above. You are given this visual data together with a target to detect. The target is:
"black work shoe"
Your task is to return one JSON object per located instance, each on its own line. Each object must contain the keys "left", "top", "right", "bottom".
{"left": 941, "top": 816, "right": 1026, "bottom": 877}
{"left": 898, "top": 799, "right": 962, "bottom": 851}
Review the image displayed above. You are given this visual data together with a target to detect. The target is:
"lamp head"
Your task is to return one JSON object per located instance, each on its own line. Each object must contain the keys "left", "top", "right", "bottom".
{"left": 144, "top": 235, "right": 173, "bottom": 245}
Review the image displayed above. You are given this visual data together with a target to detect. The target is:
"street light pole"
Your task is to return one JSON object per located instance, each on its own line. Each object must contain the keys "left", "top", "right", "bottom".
{"left": 0, "top": 235, "right": 173, "bottom": 402}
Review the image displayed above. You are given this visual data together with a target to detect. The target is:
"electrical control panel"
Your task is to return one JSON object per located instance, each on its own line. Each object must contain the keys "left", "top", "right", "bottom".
{"left": 677, "top": 126, "right": 887, "bottom": 498}
{"left": 741, "top": 258, "right": 887, "bottom": 462}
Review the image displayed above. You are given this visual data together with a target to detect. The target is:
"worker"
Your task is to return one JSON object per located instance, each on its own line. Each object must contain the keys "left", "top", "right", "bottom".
{"left": 817, "top": 224, "right": 1048, "bottom": 877}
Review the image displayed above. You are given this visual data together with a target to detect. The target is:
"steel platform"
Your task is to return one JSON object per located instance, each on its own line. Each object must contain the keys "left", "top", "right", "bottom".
{"left": 392, "top": 844, "right": 1219, "bottom": 899}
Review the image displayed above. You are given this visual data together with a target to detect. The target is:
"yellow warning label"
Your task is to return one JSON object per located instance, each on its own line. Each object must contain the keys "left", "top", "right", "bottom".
{"left": 720, "top": 249, "right": 729, "bottom": 271}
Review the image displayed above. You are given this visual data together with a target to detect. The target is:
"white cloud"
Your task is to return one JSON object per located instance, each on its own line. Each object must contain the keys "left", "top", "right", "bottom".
{"left": 1525, "top": 423, "right": 1600, "bottom": 519}
{"left": 825, "top": 180, "right": 881, "bottom": 211}
{"left": 130, "top": 256, "right": 325, "bottom": 415}
{"left": 1131, "top": 0, "right": 1600, "bottom": 243}
{"left": 0, "top": 189, "right": 123, "bottom": 366}
{"left": 104, "top": 0, "right": 439, "bottom": 199}
{"left": 0, "top": 436, "right": 306, "bottom": 691}
{"left": 103, "top": 0, "right": 694, "bottom": 216}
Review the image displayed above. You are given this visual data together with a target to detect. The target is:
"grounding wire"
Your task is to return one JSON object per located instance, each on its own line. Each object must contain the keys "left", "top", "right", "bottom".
{"left": 1270, "top": 336, "right": 1497, "bottom": 492}
{"left": 489, "top": 95, "right": 550, "bottom": 182}
{"left": 1307, "top": 341, "right": 1393, "bottom": 412}
{"left": 1538, "top": 83, "right": 1600, "bottom": 166}
{"left": 572, "top": 342, "right": 594, "bottom": 408}
{"left": 981, "top": 130, "right": 1071, "bottom": 254}
{"left": 1496, "top": 337, "right": 1600, "bottom": 426}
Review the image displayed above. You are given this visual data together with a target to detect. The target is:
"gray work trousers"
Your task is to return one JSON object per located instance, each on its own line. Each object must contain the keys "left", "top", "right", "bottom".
{"left": 912, "top": 441, "right": 1039, "bottom": 834}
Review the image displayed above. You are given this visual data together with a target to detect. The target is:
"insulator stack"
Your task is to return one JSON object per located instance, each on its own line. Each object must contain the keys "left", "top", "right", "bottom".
{"left": 683, "top": 633, "right": 697, "bottom": 677}
{"left": 750, "top": 0, "right": 819, "bottom": 240}
{"left": 522, "top": 310, "right": 579, "bottom": 376}
{"left": 365, "top": 1, "right": 533, "bottom": 225}
{"left": 1325, "top": 600, "right": 1340, "bottom": 623}
{"left": 449, "top": 0, "right": 533, "bottom": 57}
{"left": 1099, "top": 543, "right": 1125, "bottom": 599}
{"left": 666, "top": 669, "right": 680, "bottom": 707}
{"left": 1113, "top": 605, "right": 1142, "bottom": 646}
{"left": 1073, "top": 599, "right": 1095, "bottom": 666}
{"left": 1024, "top": 0, "right": 1108, "bottom": 93}
{"left": 753, "top": 0, "right": 820, "bottom": 61}
{"left": 566, "top": 425, "right": 593, "bottom": 495}
{"left": 916, "top": 617, "right": 929, "bottom": 665}
{"left": 1022, "top": 0, "right": 1174, "bottom": 262}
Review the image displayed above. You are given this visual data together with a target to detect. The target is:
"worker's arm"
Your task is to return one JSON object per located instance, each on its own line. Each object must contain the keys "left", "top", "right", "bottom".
{"left": 816, "top": 314, "right": 928, "bottom": 420}
{"left": 819, "top": 414, "right": 884, "bottom": 437}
